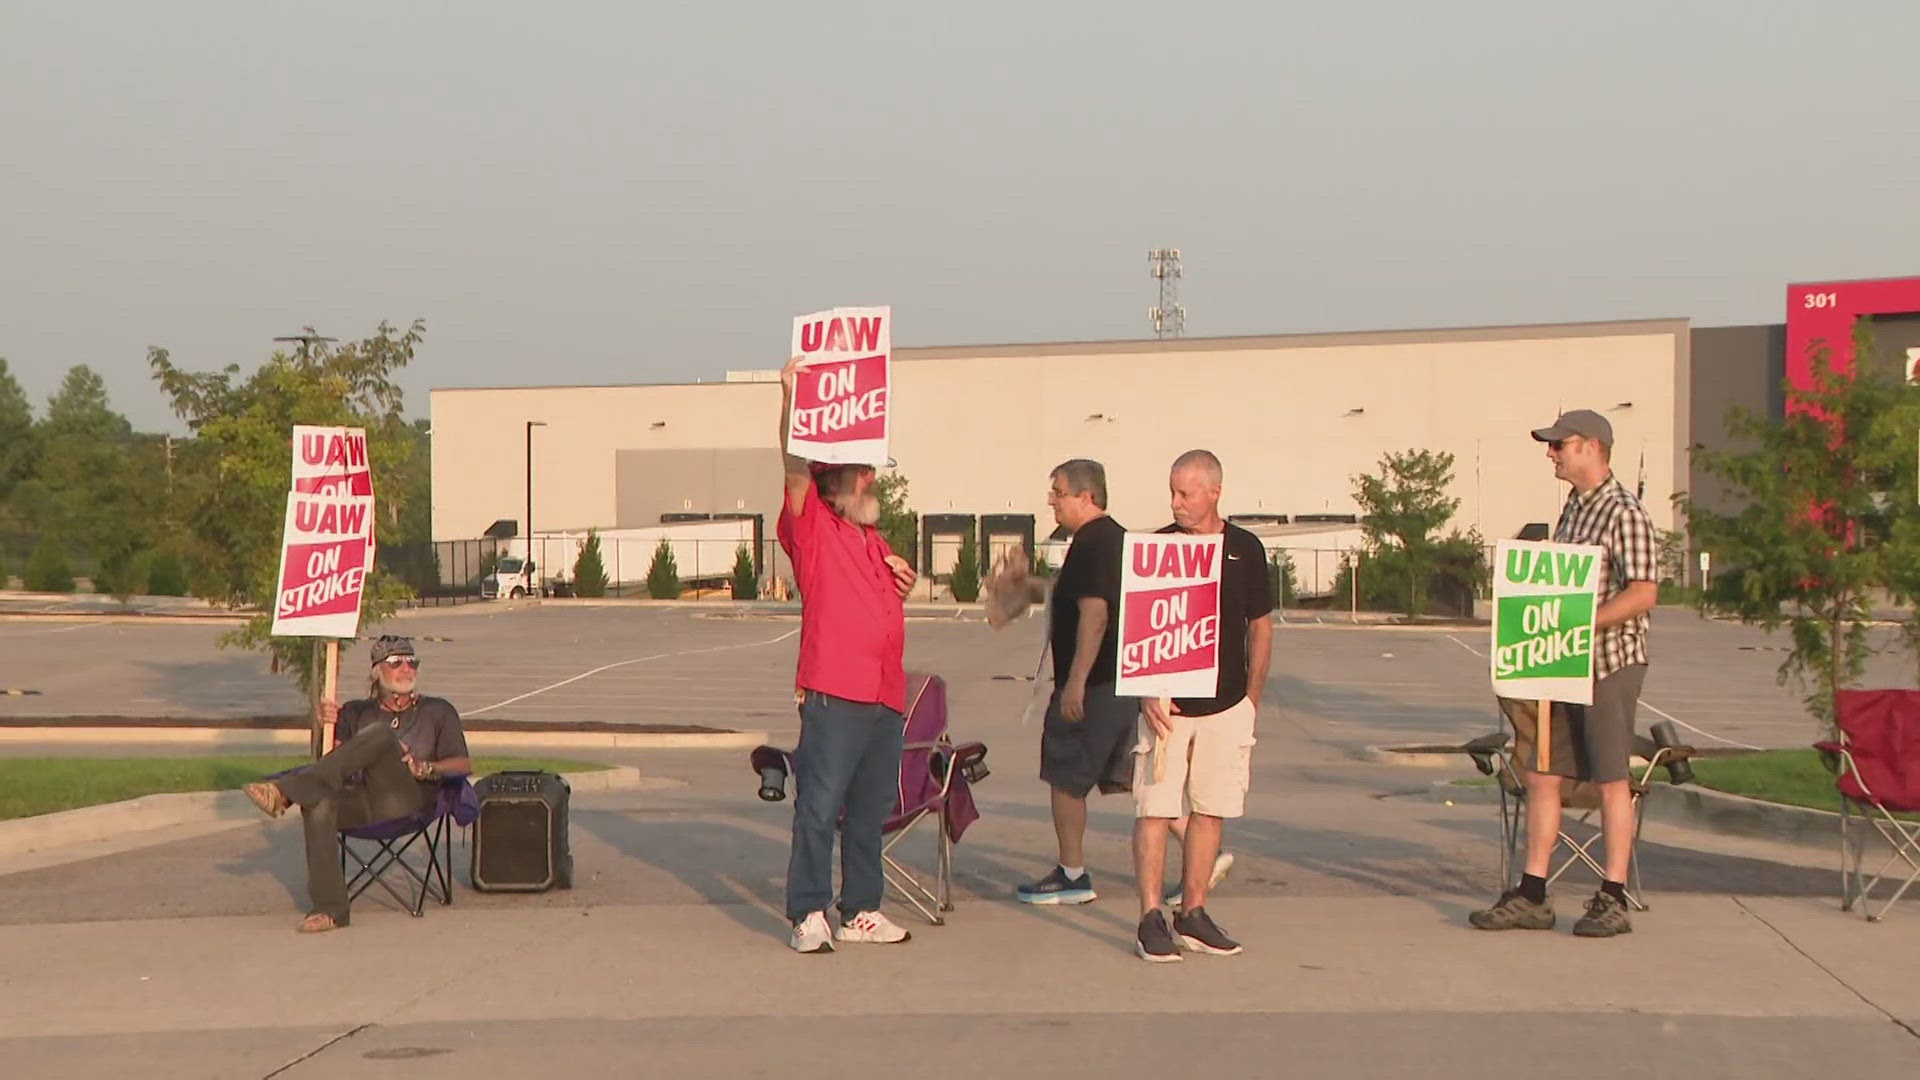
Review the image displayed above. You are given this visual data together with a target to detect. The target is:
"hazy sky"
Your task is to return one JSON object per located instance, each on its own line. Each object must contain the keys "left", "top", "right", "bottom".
{"left": 4, "top": 1, "right": 1918, "bottom": 432}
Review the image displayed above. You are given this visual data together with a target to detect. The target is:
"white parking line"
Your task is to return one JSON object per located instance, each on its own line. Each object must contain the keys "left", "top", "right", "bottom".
{"left": 0, "top": 623, "right": 98, "bottom": 637}
{"left": 1443, "top": 634, "right": 1764, "bottom": 751}
{"left": 466, "top": 628, "right": 799, "bottom": 716}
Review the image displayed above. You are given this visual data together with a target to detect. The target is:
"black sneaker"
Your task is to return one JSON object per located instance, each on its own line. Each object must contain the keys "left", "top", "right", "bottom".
{"left": 1172, "top": 906, "right": 1243, "bottom": 956}
{"left": 1468, "top": 889, "right": 1556, "bottom": 931}
{"left": 1134, "top": 909, "right": 1183, "bottom": 963}
{"left": 1572, "top": 891, "right": 1633, "bottom": 938}
{"left": 1016, "top": 866, "right": 1096, "bottom": 905}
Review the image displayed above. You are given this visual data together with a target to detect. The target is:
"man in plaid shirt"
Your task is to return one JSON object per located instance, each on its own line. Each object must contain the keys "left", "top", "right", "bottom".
{"left": 1471, "top": 409, "right": 1659, "bottom": 938}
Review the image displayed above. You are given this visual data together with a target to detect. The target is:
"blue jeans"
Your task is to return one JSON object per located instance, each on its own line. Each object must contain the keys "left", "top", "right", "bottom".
{"left": 785, "top": 690, "right": 905, "bottom": 922}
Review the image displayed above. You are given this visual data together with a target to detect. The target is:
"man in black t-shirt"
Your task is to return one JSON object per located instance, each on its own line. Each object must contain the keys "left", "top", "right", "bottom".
{"left": 243, "top": 636, "right": 472, "bottom": 933}
{"left": 1130, "top": 450, "right": 1274, "bottom": 962}
{"left": 1014, "top": 459, "right": 1138, "bottom": 906}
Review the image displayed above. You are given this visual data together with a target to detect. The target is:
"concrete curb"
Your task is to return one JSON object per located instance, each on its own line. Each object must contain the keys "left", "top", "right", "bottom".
{"left": 1639, "top": 783, "right": 1843, "bottom": 851}
{"left": 1423, "top": 778, "right": 1843, "bottom": 852}
{"left": 0, "top": 611, "right": 251, "bottom": 626}
{"left": 0, "top": 765, "right": 659, "bottom": 859}
{"left": 1362, "top": 745, "right": 1484, "bottom": 768}
{"left": 0, "top": 727, "right": 769, "bottom": 750}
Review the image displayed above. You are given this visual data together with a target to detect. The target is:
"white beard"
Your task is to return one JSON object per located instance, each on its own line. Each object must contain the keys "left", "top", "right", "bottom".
{"left": 832, "top": 493, "right": 881, "bottom": 526}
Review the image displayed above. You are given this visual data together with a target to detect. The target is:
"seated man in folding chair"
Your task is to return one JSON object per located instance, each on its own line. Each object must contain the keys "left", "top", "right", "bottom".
{"left": 1471, "top": 409, "right": 1658, "bottom": 939}
{"left": 243, "top": 636, "right": 471, "bottom": 934}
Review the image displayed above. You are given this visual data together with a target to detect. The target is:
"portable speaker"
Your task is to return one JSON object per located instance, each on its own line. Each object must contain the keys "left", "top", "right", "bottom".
{"left": 470, "top": 770, "right": 573, "bottom": 892}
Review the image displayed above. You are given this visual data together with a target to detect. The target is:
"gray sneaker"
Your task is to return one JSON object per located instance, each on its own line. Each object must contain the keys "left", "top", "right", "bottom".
{"left": 1172, "top": 906, "right": 1243, "bottom": 956}
{"left": 1468, "top": 889, "right": 1556, "bottom": 931}
{"left": 1134, "top": 909, "right": 1183, "bottom": 963}
{"left": 1572, "top": 891, "right": 1633, "bottom": 938}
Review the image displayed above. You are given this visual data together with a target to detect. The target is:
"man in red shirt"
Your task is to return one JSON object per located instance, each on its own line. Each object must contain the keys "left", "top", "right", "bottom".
{"left": 777, "top": 354, "right": 919, "bottom": 954}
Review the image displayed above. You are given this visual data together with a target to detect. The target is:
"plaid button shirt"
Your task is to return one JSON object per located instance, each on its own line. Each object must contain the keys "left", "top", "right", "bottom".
{"left": 1552, "top": 473, "right": 1657, "bottom": 679}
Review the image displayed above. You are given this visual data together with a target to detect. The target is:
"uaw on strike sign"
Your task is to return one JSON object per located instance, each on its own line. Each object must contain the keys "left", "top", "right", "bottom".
{"left": 271, "top": 425, "right": 376, "bottom": 638}
{"left": 1491, "top": 539, "right": 1604, "bottom": 705}
{"left": 1116, "top": 533, "right": 1225, "bottom": 698}
{"left": 270, "top": 494, "right": 375, "bottom": 638}
{"left": 292, "top": 425, "right": 372, "bottom": 496}
{"left": 786, "top": 306, "right": 890, "bottom": 466}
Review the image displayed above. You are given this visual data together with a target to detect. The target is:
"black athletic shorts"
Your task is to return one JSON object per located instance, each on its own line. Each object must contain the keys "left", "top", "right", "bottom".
{"left": 1039, "top": 682, "right": 1138, "bottom": 797}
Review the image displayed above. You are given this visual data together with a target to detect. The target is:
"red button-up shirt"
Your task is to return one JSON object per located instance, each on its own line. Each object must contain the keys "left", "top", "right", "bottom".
{"left": 777, "top": 483, "right": 907, "bottom": 714}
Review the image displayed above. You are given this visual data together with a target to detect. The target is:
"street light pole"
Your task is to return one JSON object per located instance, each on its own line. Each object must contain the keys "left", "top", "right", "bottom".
{"left": 526, "top": 420, "right": 547, "bottom": 596}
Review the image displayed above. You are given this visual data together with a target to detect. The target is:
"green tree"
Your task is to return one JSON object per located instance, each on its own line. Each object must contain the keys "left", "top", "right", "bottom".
{"left": 875, "top": 471, "right": 917, "bottom": 567}
{"left": 373, "top": 417, "right": 440, "bottom": 595}
{"left": 646, "top": 539, "right": 681, "bottom": 599}
{"left": 573, "top": 529, "right": 610, "bottom": 597}
{"left": 1679, "top": 321, "right": 1920, "bottom": 734}
{"left": 730, "top": 544, "right": 758, "bottom": 600}
{"left": 0, "top": 358, "right": 34, "bottom": 501}
{"left": 1352, "top": 449, "right": 1462, "bottom": 617}
{"left": 24, "top": 535, "right": 75, "bottom": 593}
{"left": 149, "top": 321, "right": 427, "bottom": 692}
{"left": 10, "top": 367, "right": 166, "bottom": 600}
{"left": 950, "top": 530, "right": 981, "bottom": 602}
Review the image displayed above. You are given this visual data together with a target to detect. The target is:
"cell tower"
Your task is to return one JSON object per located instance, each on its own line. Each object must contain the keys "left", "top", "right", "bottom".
{"left": 1148, "top": 248, "right": 1185, "bottom": 339}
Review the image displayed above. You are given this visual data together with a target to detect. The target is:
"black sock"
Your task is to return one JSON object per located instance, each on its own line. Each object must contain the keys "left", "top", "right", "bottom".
{"left": 1601, "top": 880, "right": 1629, "bottom": 904}
{"left": 1518, "top": 874, "right": 1547, "bottom": 904}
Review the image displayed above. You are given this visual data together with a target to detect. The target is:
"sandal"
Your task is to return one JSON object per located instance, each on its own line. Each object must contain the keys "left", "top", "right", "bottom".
{"left": 297, "top": 912, "right": 344, "bottom": 934}
{"left": 243, "top": 782, "right": 289, "bottom": 818}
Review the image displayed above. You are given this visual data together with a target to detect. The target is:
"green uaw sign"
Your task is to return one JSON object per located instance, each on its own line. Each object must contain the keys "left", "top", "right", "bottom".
{"left": 1491, "top": 539, "right": 1605, "bottom": 705}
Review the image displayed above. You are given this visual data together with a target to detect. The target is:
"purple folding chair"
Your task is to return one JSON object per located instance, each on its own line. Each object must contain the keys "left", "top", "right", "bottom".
{"left": 342, "top": 776, "right": 481, "bottom": 917}
{"left": 750, "top": 672, "right": 990, "bottom": 925}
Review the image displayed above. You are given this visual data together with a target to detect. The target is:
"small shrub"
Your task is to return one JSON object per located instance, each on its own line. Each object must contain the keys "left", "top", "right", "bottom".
{"left": 950, "top": 531, "right": 981, "bottom": 603}
{"left": 1269, "top": 550, "right": 1299, "bottom": 608}
{"left": 573, "top": 529, "right": 609, "bottom": 598}
{"left": 24, "top": 537, "right": 75, "bottom": 593}
{"left": 730, "top": 545, "right": 758, "bottom": 600}
{"left": 146, "top": 550, "right": 189, "bottom": 596}
{"left": 646, "top": 539, "right": 681, "bottom": 600}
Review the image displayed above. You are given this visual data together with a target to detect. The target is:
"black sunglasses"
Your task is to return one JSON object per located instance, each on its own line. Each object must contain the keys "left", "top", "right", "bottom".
{"left": 379, "top": 656, "right": 420, "bottom": 669}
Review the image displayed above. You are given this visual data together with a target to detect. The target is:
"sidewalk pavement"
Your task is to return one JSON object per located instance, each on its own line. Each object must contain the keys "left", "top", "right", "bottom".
{"left": 2, "top": 733, "right": 1916, "bottom": 1079}
{"left": 3, "top": 893, "right": 1916, "bottom": 1079}
{"left": 2, "top": 608, "right": 1917, "bottom": 1077}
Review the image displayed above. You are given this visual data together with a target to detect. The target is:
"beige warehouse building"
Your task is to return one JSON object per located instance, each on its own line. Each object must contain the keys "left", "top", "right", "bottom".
{"left": 429, "top": 318, "right": 1691, "bottom": 585}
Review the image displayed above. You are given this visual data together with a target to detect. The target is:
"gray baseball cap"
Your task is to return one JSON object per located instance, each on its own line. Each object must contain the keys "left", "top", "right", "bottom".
{"left": 1531, "top": 409, "right": 1613, "bottom": 447}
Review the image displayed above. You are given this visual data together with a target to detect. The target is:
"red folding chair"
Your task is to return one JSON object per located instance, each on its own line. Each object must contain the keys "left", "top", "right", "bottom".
{"left": 1815, "top": 690, "right": 1920, "bottom": 922}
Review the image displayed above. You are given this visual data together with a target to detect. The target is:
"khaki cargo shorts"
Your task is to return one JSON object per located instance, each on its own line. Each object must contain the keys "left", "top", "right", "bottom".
{"left": 1131, "top": 697, "right": 1257, "bottom": 819}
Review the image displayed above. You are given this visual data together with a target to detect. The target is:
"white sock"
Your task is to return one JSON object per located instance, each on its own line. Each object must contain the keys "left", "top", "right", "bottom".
{"left": 1059, "top": 864, "right": 1085, "bottom": 880}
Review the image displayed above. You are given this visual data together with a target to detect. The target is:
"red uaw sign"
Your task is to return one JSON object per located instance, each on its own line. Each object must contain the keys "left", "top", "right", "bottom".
{"left": 786, "top": 305, "right": 890, "bottom": 466}
{"left": 1116, "top": 533, "right": 1224, "bottom": 698}
{"left": 291, "top": 425, "right": 372, "bottom": 497}
{"left": 270, "top": 493, "right": 375, "bottom": 638}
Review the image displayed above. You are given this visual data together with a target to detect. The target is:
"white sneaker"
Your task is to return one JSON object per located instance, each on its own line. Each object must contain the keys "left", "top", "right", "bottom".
{"left": 1165, "top": 852, "right": 1235, "bottom": 911}
{"left": 789, "top": 911, "right": 834, "bottom": 954}
{"left": 835, "top": 910, "right": 911, "bottom": 944}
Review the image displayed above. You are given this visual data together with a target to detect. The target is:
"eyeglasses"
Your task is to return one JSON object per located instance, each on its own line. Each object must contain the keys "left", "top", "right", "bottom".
{"left": 379, "top": 656, "right": 420, "bottom": 669}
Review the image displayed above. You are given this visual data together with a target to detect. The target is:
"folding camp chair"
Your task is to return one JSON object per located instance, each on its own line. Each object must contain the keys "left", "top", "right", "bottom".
{"left": 342, "top": 776, "right": 480, "bottom": 917}
{"left": 1464, "top": 699, "right": 1694, "bottom": 911}
{"left": 751, "top": 672, "right": 991, "bottom": 925}
{"left": 1815, "top": 689, "right": 1920, "bottom": 922}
